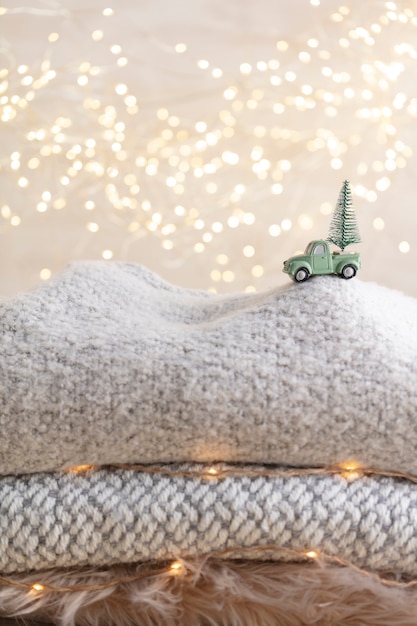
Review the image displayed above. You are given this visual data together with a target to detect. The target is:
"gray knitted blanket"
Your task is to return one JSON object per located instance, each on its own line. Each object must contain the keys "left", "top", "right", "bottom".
{"left": 1, "top": 261, "right": 417, "bottom": 475}
{"left": 1, "top": 465, "right": 417, "bottom": 575}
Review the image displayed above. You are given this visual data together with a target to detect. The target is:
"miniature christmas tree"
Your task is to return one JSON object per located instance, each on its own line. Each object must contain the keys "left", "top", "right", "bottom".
{"left": 327, "top": 180, "right": 361, "bottom": 252}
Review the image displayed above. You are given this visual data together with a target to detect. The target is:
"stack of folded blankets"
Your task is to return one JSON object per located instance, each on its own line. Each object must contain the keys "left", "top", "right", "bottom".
{"left": 1, "top": 260, "right": 417, "bottom": 626}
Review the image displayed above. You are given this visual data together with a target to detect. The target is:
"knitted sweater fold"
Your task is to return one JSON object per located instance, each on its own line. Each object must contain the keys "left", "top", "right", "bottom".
{"left": 1, "top": 465, "right": 416, "bottom": 575}
{"left": 1, "top": 261, "right": 416, "bottom": 475}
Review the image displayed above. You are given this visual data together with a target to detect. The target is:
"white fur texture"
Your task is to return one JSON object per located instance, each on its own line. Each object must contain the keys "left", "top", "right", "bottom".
{"left": 1, "top": 559, "right": 417, "bottom": 626}
{"left": 1, "top": 262, "right": 417, "bottom": 475}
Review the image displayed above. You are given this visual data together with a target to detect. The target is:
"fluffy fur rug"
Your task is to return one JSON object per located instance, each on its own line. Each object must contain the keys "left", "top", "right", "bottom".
{"left": 1, "top": 559, "right": 417, "bottom": 626}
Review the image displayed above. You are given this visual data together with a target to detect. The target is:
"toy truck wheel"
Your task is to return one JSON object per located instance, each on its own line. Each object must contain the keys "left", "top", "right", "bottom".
{"left": 294, "top": 267, "right": 310, "bottom": 283}
{"left": 341, "top": 264, "right": 356, "bottom": 279}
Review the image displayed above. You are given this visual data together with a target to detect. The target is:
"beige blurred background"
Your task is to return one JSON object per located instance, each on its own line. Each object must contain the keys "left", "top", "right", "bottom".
{"left": 1, "top": 0, "right": 417, "bottom": 298}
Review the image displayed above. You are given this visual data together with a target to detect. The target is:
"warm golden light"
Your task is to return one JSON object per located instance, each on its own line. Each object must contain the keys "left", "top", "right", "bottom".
{"left": 0, "top": 0, "right": 415, "bottom": 298}
{"left": 40, "top": 268, "right": 52, "bottom": 281}
{"left": 66, "top": 465, "right": 96, "bottom": 473}
{"left": 339, "top": 460, "right": 363, "bottom": 481}
{"left": 169, "top": 561, "right": 183, "bottom": 574}
{"left": 175, "top": 43, "right": 187, "bottom": 54}
{"left": 305, "top": 550, "right": 318, "bottom": 559}
{"left": 339, "top": 461, "right": 361, "bottom": 472}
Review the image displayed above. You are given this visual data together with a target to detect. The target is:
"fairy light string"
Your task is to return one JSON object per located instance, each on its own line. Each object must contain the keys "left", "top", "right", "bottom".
{"left": 0, "top": 460, "right": 415, "bottom": 597}
{"left": 68, "top": 461, "right": 417, "bottom": 484}
{"left": 0, "top": 2, "right": 416, "bottom": 293}
{"left": 1, "top": 545, "right": 417, "bottom": 597}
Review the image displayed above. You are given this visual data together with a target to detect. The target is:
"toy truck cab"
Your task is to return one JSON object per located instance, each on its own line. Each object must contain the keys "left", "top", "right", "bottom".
{"left": 283, "top": 240, "right": 361, "bottom": 282}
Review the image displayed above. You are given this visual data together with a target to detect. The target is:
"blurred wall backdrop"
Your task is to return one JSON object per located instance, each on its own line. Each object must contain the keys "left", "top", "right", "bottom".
{"left": 1, "top": 0, "right": 417, "bottom": 297}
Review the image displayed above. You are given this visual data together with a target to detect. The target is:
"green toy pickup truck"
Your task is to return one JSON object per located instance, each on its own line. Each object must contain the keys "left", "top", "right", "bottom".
{"left": 283, "top": 240, "right": 361, "bottom": 282}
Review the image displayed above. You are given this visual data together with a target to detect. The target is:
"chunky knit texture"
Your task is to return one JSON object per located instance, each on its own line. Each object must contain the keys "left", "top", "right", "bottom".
{"left": 1, "top": 261, "right": 417, "bottom": 475}
{"left": 1, "top": 465, "right": 417, "bottom": 575}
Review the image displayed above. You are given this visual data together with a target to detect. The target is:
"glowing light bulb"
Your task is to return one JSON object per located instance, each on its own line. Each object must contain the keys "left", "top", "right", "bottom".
{"left": 222, "top": 270, "right": 235, "bottom": 283}
{"left": 240, "top": 63, "right": 252, "bottom": 75}
{"left": 91, "top": 30, "right": 103, "bottom": 41}
{"left": 305, "top": 551, "right": 318, "bottom": 559}
{"left": 169, "top": 561, "right": 183, "bottom": 574}
{"left": 243, "top": 245, "right": 255, "bottom": 258}
{"left": 115, "top": 83, "right": 128, "bottom": 96}
{"left": 67, "top": 465, "right": 95, "bottom": 473}
{"left": 40, "top": 269, "right": 51, "bottom": 281}
{"left": 339, "top": 460, "right": 363, "bottom": 481}
{"left": 269, "top": 224, "right": 281, "bottom": 237}
{"left": 373, "top": 218, "right": 385, "bottom": 231}
{"left": 399, "top": 241, "right": 410, "bottom": 253}
{"left": 339, "top": 461, "right": 361, "bottom": 472}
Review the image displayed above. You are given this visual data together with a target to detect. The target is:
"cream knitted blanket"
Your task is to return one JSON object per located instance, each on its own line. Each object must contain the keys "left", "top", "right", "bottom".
{"left": 1, "top": 261, "right": 417, "bottom": 475}
{"left": 1, "top": 465, "right": 417, "bottom": 575}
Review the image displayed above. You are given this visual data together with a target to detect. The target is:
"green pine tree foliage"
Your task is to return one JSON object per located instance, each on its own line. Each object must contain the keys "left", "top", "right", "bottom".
{"left": 327, "top": 180, "right": 361, "bottom": 252}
